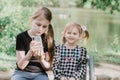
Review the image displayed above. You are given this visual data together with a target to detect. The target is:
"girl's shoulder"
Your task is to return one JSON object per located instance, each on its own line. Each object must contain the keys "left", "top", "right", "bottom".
{"left": 55, "top": 44, "right": 62, "bottom": 48}
{"left": 16, "top": 30, "right": 28, "bottom": 37}
{"left": 77, "top": 46, "right": 87, "bottom": 58}
{"left": 54, "top": 43, "right": 65, "bottom": 50}
{"left": 54, "top": 41, "right": 62, "bottom": 47}
{"left": 77, "top": 46, "right": 87, "bottom": 52}
{"left": 76, "top": 45, "right": 86, "bottom": 49}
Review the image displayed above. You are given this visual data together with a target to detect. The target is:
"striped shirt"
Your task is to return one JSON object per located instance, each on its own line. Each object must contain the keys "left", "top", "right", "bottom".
{"left": 52, "top": 44, "right": 87, "bottom": 80}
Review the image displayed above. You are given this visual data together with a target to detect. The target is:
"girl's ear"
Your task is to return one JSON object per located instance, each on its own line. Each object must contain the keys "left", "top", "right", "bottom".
{"left": 62, "top": 32, "right": 66, "bottom": 38}
{"left": 79, "top": 34, "right": 82, "bottom": 40}
{"left": 61, "top": 32, "right": 64, "bottom": 35}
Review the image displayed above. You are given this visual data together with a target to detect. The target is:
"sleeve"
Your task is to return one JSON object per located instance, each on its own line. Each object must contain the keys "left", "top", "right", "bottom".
{"left": 52, "top": 45, "right": 62, "bottom": 79}
{"left": 16, "top": 34, "right": 25, "bottom": 50}
{"left": 72, "top": 47, "right": 87, "bottom": 80}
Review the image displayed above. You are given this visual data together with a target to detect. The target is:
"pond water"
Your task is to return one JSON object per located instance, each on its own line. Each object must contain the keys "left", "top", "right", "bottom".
{"left": 50, "top": 8, "right": 120, "bottom": 52}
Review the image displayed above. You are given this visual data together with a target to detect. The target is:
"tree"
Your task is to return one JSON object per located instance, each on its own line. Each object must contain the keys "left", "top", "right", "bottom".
{"left": 76, "top": 0, "right": 120, "bottom": 13}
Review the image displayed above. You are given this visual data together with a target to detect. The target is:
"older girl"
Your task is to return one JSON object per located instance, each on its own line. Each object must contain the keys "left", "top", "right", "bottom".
{"left": 11, "top": 7, "right": 54, "bottom": 80}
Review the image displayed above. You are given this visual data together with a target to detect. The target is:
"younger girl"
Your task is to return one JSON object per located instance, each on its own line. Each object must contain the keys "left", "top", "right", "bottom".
{"left": 52, "top": 22, "right": 89, "bottom": 80}
{"left": 11, "top": 7, "right": 54, "bottom": 80}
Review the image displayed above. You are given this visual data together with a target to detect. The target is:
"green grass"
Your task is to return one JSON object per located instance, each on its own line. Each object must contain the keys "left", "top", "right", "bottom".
{"left": 0, "top": 54, "right": 16, "bottom": 71}
{"left": 89, "top": 51, "right": 120, "bottom": 67}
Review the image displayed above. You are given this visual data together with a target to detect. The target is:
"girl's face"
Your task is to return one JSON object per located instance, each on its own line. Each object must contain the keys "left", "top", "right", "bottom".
{"left": 64, "top": 26, "right": 80, "bottom": 44}
{"left": 31, "top": 15, "right": 50, "bottom": 36}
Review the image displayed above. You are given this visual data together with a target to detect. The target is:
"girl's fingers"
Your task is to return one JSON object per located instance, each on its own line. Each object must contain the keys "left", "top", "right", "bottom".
{"left": 30, "top": 41, "right": 44, "bottom": 57}
{"left": 31, "top": 46, "right": 42, "bottom": 51}
{"left": 32, "top": 48, "right": 44, "bottom": 57}
{"left": 31, "top": 41, "right": 42, "bottom": 46}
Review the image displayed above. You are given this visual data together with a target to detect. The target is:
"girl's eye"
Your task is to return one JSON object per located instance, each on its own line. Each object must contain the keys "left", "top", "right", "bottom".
{"left": 43, "top": 25, "right": 47, "bottom": 28}
{"left": 67, "top": 32, "right": 71, "bottom": 34}
{"left": 36, "top": 23, "right": 41, "bottom": 26}
{"left": 73, "top": 33, "right": 77, "bottom": 35}
{"left": 36, "top": 22, "right": 47, "bottom": 28}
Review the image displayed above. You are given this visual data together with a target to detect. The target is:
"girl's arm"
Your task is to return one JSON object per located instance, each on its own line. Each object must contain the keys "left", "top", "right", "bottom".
{"left": 16, "top": 49, "right": 33, "bottom": 70}
{"left": 52, "top": 49, "right": 62, "bottom": 79}
{"left": 38, "top": 52, "right": 51, "bottom": 70}
{"left": 30, "top": 41, "right": 51, "bottom": 70}
{"left": 72, "top": 47, "right": 87, "bottom": 79}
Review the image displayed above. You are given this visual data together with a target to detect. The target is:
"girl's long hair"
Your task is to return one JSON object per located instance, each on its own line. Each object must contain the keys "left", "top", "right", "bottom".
{"left": 31, "top": 7, "right": 54, "bottom": 62}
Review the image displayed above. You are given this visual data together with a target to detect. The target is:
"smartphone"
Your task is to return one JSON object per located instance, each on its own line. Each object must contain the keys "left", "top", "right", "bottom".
{"left": 32, "top": 36, "right": 43, "bottom": 49}
{"left": 32, "top": 36, "right": 42, "bottom": 42}
{"left": 32, "top": 36, "right": 43, "bottom": 54}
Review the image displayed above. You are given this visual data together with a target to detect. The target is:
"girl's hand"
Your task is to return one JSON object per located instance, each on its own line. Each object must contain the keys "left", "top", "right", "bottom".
{"left": 60, "top": 77, "right": 68, "bottom": 80}
{"left": 30, "top": 41, "right": 43, "bottom": 57}
{"left": 69, "top": 77, "right": 75, "bottom": 80}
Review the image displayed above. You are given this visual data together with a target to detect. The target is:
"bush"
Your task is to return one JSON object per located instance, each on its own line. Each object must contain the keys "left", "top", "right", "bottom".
{"left": 0, "top": 16, "right": 11, "bottom": 30}
{"left": 20, "top": 0, "right": 38, "bottom": 7}
{"left": 0, "top": 7, "right": 33, "bottom": 56}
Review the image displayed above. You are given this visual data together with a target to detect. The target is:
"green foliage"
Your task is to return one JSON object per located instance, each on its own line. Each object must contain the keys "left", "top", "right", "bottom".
{"left": 110, "top": 35, "right": 120, "bottom": 53}
{"left": 50, "top": 0, "right": 59, "bottom": 7}
{"left": 0, "top": 6, "right": 36, "bottom": 56}
{"left": 38, "top": 0, "right": 59, "bottom": 7}
{"left": 0, "top": 54, "right": 16, "bottom": 71}
{"left": 0, "top": 16, "right": 11, "bottom": 29}
{"left": 94, "top": 0, "right": 120, "bottom": 13}
{"left": 0, "top": 35, "right": 16, "bottom": 55}
{"left": 0, "top": 67, "right": 8, "bottom": 71}
{"left": 76, "top": 0, "right": 120, "bottom": 13}
{"left": 0, "top": 16, "right": 11, "bottom": 37}
{"left": 104, "top": 54, "right": 120, "bottom": 65}
{"left": 0, "top": 3, "right": 4, "bottom": 11}
{"left": 20, "top": 0, "right": 38, "bottom": 7}
{"left": 89, "top": 51, "right": 120, "bottom": 65}
{"left": 76, "top": 0, "right": 87, "bottom": 7}
{"left": 0, "top": 7, "right": 33, "bottom": 56}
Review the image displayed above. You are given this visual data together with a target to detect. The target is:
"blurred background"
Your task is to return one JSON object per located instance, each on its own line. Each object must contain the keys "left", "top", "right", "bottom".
{"left": 0, "top": 0, "right": 120, "bottom": 71}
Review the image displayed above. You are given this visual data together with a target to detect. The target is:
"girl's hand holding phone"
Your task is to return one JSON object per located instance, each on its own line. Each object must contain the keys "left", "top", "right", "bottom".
{"left": 30, "top": 36, "right": 44, "bottom": 58}
{"left": 30, "top": 41, "right": 42, "bottom": 55}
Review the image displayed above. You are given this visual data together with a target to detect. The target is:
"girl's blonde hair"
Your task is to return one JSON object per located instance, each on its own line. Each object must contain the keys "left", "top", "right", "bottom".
{"left": 62, "top": 22, "right": 89, "bottom": 44}
{"left": 31, "top": 7, "right": 54, "bottom": 62}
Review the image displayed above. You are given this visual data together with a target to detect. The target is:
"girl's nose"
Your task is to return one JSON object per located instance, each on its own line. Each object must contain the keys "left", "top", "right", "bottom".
{"left": 38, "top": 26, "right": 43, "bottom": 30}
{"left": 70, "top": 34, "right": 73, "bottom": 37}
